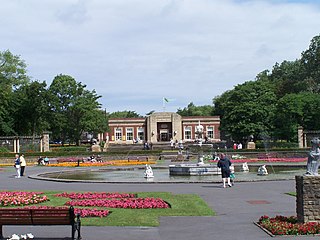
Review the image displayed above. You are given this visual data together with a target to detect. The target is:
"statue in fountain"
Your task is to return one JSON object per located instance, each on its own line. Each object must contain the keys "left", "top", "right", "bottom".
{"left": 144, "top": 164, "right": 154, "bottom": 178}
{"left": 195, "top": 121, "right": 204, "bottom": 144}
{"left": 197, "top": 154, "right": 204, "bottom": 165}
{"left": 257, "top": 165, "right": 268, "bottom": 175}
{"left": 305, "top": 137, "right": 320, "bottom": 176}
{"left": 242, "top": 162, "right": 249, "bottom": 172}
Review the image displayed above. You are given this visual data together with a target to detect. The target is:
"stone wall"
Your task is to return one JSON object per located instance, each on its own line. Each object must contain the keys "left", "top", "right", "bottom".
{"left": 296, "top": 175, "right": 320, "bottom": 223}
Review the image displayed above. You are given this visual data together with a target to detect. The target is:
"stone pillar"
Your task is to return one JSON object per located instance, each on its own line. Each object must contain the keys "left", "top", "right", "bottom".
{"left": 298, "top": 126, "right": 304, "bottom": 148}
{"left": 296, "top": 175, "right": 320, "bottom": 223}
{"left": 171, "top": 113, "right": 182, "bottom": 142}
{"left": 247, "top": 141, "right": 256, "bottom": 149}
{"left": 13, "top": 139, "right": 17, "bottom": 153}
{"left": 16, "top": 139, "right": 20, "bottom": 153}
{"left": 42, "top": 132, "right": 50, "bottom": 152}
{"left": 147, "top": 114, "right": 157, "bottom": 143}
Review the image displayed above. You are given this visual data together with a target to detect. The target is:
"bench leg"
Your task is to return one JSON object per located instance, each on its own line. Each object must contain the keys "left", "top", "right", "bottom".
{"left": 77, "top": 216, "right": 81, "bottom": 240}
{"left": 72, "top": 215, "right": 81, "bottom": 240}
{"left": 72, "top": 224, "right": 75, "bottom": 240}
{"left": 0, "top": 225, "right": 3, "bottom": 239}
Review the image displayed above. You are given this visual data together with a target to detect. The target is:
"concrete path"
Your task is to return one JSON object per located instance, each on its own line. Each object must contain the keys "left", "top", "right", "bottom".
{"left": 1, "top": 166, "right": 318, "bottom": 240}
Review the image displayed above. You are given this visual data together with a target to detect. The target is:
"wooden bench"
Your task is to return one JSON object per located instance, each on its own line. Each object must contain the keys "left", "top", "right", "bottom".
{"left": 127, "top": 156, "right": 149, "bottom": 162}
{"left": 0, "top": 207, "right": 81, "bottom": 239}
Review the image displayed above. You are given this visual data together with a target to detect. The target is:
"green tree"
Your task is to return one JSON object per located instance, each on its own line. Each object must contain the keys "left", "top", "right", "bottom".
{"left": 0, "top": 50, "right": 30, "bottom": 135}
{"left": 177, "top": 102, "right": 213, "bottom": 116}
{"left": 13, "top": 81, "right": 50, "bottom": 135}
{"left": 213, "top": 80, "right": 277, "bottom": 142}
{"left": 274, "top": 93, "right": 320, "bottom": 141}
{"left": 300, "top": 34, "right": 320, "bottom": 93}
{"left": 48, "top": 74, "right": 105, "bottom": 145}
{"left": 268, "top": 60, "right": 304, "bottom": 97}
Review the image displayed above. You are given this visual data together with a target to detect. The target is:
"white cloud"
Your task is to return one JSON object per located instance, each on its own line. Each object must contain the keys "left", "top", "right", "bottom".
{"left": 1, "top": 0, "right": 320, "bottom": 114}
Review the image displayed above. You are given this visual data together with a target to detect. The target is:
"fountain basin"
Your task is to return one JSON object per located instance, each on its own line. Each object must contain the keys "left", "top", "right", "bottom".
{"left": 29, "top": 164, "right": 307, "bottom": 183}
{"left": 169, "top": 164, "right": 221, "bottom": 176}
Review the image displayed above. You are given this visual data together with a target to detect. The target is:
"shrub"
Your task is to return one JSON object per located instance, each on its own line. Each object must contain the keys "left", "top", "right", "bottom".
{"left": 0, "top": 147, "right": 10, "bottom": 153}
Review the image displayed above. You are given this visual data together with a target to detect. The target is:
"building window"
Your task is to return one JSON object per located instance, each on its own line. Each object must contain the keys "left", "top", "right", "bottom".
{"left": 126, "top": 128, "right": 133, "bottom": 141}
{"left": 115, "top": 128, "right": 122, "bottom": 141}
{"left": 207, "top": 126, "right": 214, "bottom": 139}
{"left": 184, "top": 126, "right": 192, "bottom": 140}
{"left": 137, "top": 127, "right": 144, "bottom": 141}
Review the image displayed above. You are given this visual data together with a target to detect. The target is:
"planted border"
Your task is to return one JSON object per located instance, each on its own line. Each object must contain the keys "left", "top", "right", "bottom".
{"left": 257, "top": 215, "right": 320, "bottom": 236}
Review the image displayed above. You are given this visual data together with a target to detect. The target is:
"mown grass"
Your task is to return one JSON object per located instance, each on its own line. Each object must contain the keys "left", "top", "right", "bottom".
{"left": 6, "top": 191, "right": 215, "bottom": 227}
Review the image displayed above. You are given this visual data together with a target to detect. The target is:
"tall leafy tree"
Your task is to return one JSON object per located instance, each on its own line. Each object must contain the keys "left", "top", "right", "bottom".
{"left": 214, "top": 80, "right": 277, "bottom": 142}
{"left": 0, "top": 50, "right": 29, "bottom": 135}
{"left": 13, "top": 81, "right": 50, "bottom": 135}
{"left": 48, "top": 74, "right": 105, "bottom": 145}
{"left": 274, "top": 93, "right": 320, "bottom": 141}
{"left": 268, "top": 60, "right": 304, "bottom": 97}
{"left": 300, "top": 34, "right": 320, "bottom": 93}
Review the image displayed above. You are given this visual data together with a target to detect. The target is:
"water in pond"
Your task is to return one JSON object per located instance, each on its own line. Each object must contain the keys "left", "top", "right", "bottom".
{"left": 40, "top": 165, "right": 307, "bottom": 183}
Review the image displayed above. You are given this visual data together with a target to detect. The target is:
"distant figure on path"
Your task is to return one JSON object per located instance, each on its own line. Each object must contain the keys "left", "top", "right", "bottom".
{"left": 217, "top": 153, "right": 232, "bottom": 188}
{"left": 14, "top": 154, "right": 21, "bottom": 178}
{"left": 20, "top": 154, "right": 26, "bottom": 176}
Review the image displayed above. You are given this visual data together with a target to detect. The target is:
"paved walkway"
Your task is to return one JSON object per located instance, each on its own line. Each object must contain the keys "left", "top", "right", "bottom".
{"left": 1, "top": 166, "right": 318, "bottom": 240}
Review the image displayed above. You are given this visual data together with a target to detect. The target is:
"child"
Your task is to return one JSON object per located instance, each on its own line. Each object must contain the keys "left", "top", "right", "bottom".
{"left": 230, "top": 165, "right": 235, "bottom": 185}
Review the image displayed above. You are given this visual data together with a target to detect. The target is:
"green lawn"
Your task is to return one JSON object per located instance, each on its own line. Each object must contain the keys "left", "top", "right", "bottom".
{"left": 33, "top": 191, "right": 215, "bottom": 227}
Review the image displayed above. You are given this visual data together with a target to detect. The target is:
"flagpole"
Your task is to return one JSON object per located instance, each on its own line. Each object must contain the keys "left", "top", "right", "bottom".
{"left": 163, "top": 97, "right": 165, "bottom": 112}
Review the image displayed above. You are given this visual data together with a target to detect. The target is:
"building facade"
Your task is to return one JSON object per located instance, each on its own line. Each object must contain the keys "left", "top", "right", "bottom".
{"left": 106, "top": 112, "right": 220, "bottom": 144}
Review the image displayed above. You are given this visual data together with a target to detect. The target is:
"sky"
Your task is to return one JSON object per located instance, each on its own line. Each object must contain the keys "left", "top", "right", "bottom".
{"left": 1, "top": 0, "right": 320, "bottom": 115}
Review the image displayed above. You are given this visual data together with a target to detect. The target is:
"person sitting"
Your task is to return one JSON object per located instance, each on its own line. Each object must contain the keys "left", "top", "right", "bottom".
{"left": 44, "top": 156, "right": 49, "bottom": 165}
{"left": 96, "top": 155, "right": 103, "bottom": 162}
{"left": 38, "top": 156, "right": 44, "bottom": 165}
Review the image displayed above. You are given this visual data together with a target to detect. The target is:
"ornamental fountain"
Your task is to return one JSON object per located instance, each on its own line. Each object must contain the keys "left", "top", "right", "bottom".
{"left": 169, "top": 121, "right": 221, "bottom": 176}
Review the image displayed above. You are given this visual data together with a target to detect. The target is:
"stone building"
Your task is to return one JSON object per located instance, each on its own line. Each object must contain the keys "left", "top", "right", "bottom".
{"left": 105, "top": 112, "right": 220, "bottom": 144}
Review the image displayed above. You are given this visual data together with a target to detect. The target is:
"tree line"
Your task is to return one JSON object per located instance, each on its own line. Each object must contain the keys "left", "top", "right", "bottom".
{"left": 0, "top": 50, "right": 107, "bottom": 145}
{"left": 214, "top": 34, "right": 320, "bottom": 143}
{"left": 179, "top": 34, "right": 320, "bottom": 144}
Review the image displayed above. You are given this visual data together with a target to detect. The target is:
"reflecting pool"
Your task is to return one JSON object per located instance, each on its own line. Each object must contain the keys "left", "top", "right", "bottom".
{"left": 37, "top": 165, "right": 307, "bottom": 183}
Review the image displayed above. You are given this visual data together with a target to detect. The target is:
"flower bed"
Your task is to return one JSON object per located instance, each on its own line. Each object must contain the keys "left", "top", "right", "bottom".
{"left": 0, "top": 191, "right": 49, "bottom": 206}
{"left": 258, "top": 215, "right": 320, "bottom": 236}
{"left": 55, "top": 191, "right": 169, "bottom": 209}
{"left": 19, "top": 206, "right": 110, "bottom": 218}
{"left": 209, "top": 157, "right": 307, "bottom": 163}
{"left": 65, "top": 197, "right": 169, "bottom": 209}
{"left": 55, "top": 192, "right": 136, "bottom": 199}
{"left": 48, "top": 160, "right": 156, "bottom": 167}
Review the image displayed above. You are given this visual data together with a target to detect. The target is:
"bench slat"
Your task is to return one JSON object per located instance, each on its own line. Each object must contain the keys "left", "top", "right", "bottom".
{"left": 0, "top": 218, "right": 33, "bottom": 225}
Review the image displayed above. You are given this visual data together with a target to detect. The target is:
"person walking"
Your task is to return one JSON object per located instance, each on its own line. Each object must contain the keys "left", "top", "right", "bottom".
{"left": 20, "top": 154, "right": 26, "bottom": 176}
{"left": 217, "top": 153, "right": 232, "bottom": 188}
{"left": 14, "top": 154, "right": 21, "bottom": 178}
